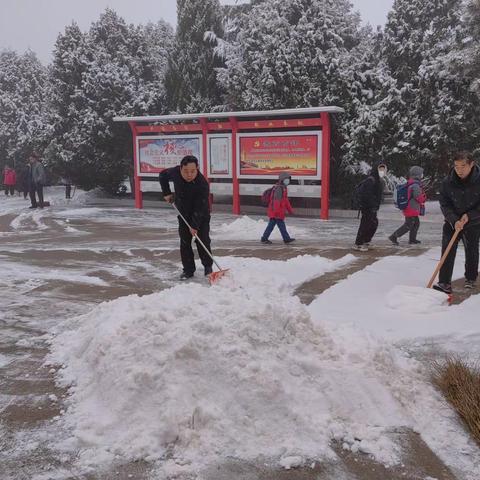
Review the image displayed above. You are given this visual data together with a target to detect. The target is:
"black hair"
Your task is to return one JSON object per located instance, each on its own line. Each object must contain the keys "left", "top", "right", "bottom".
{"left": 180, "top": 155, "right": 199, "bottom": 167}
{"left": 453, "top": 151, "right": 474, "bottom": 164}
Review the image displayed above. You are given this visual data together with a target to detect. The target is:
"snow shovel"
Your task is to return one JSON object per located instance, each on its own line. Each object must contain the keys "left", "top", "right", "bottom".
{"left": 426, "top": 228, "right": 460, "bottom": 301}
{"left": 171, "top": 202, "right": 228, "bottom": 284}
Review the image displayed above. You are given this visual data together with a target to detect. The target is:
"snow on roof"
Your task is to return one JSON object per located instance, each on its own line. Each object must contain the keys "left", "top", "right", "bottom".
{"left": 113, "top": 106, "right": 344, "bottom": 123}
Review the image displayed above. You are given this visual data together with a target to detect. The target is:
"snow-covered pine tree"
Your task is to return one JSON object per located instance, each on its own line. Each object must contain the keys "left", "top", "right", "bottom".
{"left": 217, "top": 0, "right": 362, "bottom": 111}
{"left": 0, "top": 49, "right": 50, "bottom": 174}
{"left": 164, "top": 0, "right": 225, "bottom": 113}
{"left": 47, "top": 10, "right": 173, "bottom": 192}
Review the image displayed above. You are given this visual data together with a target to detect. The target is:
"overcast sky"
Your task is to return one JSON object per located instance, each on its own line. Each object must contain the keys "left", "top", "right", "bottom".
{"left": 0, "top": 0, "right": 395, "bottom": 64}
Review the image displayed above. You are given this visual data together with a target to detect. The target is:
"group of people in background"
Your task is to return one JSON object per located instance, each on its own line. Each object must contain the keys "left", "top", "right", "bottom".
{"left": 352, "top": 151, "right": 480, "bottom": 293}
{"left": 1, "top": 153, "right": 47, "bottom": 208}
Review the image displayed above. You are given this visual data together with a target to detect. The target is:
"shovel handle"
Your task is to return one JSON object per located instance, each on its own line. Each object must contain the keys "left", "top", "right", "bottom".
{"left": 427, "top": 228, "right": 460, "bottom": 288}
{"left": 171, "top": 202, "right": 223, "bottom": 272}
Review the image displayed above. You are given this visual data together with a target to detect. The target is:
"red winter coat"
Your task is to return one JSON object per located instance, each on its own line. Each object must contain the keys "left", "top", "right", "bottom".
{"left": 267, "top": 184, "right": 293, "bottom": 220}
{"left": 3, "top": 168, "right": 16, "bottom": 186}
{"left": 403, "top": 179, "right": 426, "bottom": 217}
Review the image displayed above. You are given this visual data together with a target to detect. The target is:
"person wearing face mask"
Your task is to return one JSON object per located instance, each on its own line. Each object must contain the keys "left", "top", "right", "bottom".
{"left": 434, "top": 151, "right": 480, "bottom": 294}
{"left": 353, "top": 162, "right": 387, "bottom": 251}
{"left": 160, "top": 155, "right": 213, "bottom": 280}
{"left": 388, "top": 166, "right": 427, "bottom": 246}
{"left": 261, "top": 172, "right": 295, "bottom": 244}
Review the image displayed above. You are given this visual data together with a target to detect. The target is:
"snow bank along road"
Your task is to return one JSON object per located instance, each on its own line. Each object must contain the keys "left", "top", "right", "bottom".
{"left": 0, "top": 188, "right": 479, "bottom": 480}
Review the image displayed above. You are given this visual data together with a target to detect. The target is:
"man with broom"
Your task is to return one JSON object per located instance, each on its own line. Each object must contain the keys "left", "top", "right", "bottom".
{"left": 434, "top": 151, "right": 480, "bottom": 294}
{"left": 160, "top": 155, "right": 214, "bottom": 281}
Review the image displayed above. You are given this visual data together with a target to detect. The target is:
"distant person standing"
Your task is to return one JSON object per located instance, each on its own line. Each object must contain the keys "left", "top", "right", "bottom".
{"left": 353, "top": 162, "right": 387, "bottom": 251}
{"left": 388, "top": 166, "right": 427, "bottom": 245}
{"left": 19, "top": 163, "right": 31, "bottom": 199}
{"left": 3, "top": 165, "right": 16, "bottom": 196}
{"left": 434, "top": 151, "right": 480, "bottom": 294}
{"left": 28, "top": 153, "right": 46, "bottom": 209}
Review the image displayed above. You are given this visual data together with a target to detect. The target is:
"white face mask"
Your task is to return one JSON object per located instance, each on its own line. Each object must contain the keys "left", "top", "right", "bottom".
{"left": 378, "top": 170, "right": 386, "bottom": 178}
{"left": 283, "top": 178, "right": 290, "bottom": 186}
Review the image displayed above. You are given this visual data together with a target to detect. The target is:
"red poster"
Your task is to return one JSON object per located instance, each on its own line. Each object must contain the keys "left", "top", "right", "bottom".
{"left": 240, "top": 134, "right": 318, "bottom": 176}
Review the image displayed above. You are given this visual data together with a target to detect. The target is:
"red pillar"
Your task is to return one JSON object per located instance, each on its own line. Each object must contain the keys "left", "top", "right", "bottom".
{"left": 129, "top": 121, "right": 143, "bottom": 209}
{"left": 230, "top": 116, "right": 240, "bottom": 215}
{"left": 199, "top": 118, "right": 209, "bottom": 177}
{"left": 320, "top": 112, "right": 331, "bottom": 220}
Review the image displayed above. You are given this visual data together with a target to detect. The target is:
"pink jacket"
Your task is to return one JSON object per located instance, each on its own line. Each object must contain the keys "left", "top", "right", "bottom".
{"left": 403, "top": 179, "right": 426, "bottom": 217}
{"left": 3, "top": 168, "right": 16, "bottom": 186}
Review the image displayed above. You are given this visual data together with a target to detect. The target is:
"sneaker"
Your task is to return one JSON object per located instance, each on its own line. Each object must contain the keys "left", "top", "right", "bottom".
{"left": 284, "top": 238, "right": 296, "bottom": 244}
{"left": 433, "top": 282, "right": 452, "bottom": 294}
{"left": 29, "top": 205, "right": 37, "bottom": 209}
{"left": 204, "top": 266, "right": 213, "bottom": 276}
{"left": 180, "top": 272, "right": 194, "bottom": 281}
{"left": 409, "top": 239, "right": 421, "bottom": 245}
{"left": 261, "top": 239, "right": 272, "bottom": 244}
{"left": 388, "top": 235, "right": 399, "bottom": 246}
{"left": 465, "top": 280, "right": 476, "bottom": 289}
{"left": 353, "top": 244, "right": 368, "bottom": 252}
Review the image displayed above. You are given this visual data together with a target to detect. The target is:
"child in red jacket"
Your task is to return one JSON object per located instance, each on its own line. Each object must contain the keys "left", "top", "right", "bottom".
{"left": 261, "top": 172, "right": 295, "bottom": 244}
{"left": 389, "top": 166, "right": 427, "bottom": 245}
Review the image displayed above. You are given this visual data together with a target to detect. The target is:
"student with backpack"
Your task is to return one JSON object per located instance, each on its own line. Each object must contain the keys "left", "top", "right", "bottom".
{"left": 353, "top": 162, "right": 387, "bottom": 251}
{"left": 388, "top": 166, "right": 426, "bottom": 246}
{"left": 260, "top": 172, "right": 295, "bottom": 244}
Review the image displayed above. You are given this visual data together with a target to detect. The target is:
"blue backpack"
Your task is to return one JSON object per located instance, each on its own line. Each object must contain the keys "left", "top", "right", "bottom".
{"left": 394, "top": 183, "right": 410, "bottom": 210}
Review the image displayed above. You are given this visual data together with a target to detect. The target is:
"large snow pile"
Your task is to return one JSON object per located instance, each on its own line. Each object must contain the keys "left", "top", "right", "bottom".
{"left": 46, "top": 252, "right": 480, "bottom": 478}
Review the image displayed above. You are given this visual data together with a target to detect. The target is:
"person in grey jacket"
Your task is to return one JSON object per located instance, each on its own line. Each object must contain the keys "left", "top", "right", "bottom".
{"left": 389, "top": 166, "right": 427, "bottom": 245}
{"left": 28, "top": 153, "right": 46, "bottom": 209}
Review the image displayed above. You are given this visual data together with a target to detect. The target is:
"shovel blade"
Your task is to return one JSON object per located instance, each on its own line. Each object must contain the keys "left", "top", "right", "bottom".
{"left": 208, "top": 269, "right": 229, "bottom": 285}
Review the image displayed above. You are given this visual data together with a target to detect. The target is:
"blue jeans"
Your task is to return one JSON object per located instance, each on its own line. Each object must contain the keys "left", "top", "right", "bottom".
{"left": 261, "top": 218, "right": 292, "bottom": 242}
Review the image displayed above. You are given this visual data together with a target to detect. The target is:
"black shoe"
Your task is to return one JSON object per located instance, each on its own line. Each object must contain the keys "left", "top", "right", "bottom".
{"left": 433, "top": 282, "right": 452, "bottom": 294}
{"left": 180, "top": 272, "right": 194, "bottom": 281}
{"left": 284, "top": 238, "right": 296, "bottom": 244}
{"left": 261, "top": 239, "right": 272, "bottom": 244}
{"left": 388, "top": 235, "right": 399, "bottom": 246}
{"left": 409, "top": 239, "right": 421, "bottom": 244}
{"left": 29, "top": 205, "right": 37, "bottom": 209}
{"left": 204, "top": 266, "right": 213, "bottom": 276}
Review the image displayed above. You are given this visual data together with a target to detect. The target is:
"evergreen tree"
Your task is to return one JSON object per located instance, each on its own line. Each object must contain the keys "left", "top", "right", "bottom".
{"left": 0, "top": 49, "right": 50, "bottom": 174}
{"left": 47, "top": 10, "right": 173, "bottom": 192}
{"left": 164, "top": 0, "right": 225, "bottom": 113}
{"left": 218, "top": 0, "right": 362, "bottom": 110}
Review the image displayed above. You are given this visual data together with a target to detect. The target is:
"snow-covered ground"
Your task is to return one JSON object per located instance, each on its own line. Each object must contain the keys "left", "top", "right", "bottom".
{"left": 1, "top": 188, "right": 479, "bottom": 479}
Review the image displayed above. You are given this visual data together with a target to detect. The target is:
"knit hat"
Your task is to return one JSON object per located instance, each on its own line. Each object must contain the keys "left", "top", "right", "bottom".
{"left": 409, "top": 166, "right": 423, "bottom": 180}
{"left": 278, "top": 172, "right": 291, "bottom": 182}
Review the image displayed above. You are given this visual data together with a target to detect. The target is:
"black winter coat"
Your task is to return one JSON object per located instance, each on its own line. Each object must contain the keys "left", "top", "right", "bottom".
{"left": 358, "top": 172, "right": 384, "bottom": 211}
{"left": 439, "top": 165, "right": 480, "bottom": 228}
{"left": 159, "top": 166, "right": 210, "bottom": 229}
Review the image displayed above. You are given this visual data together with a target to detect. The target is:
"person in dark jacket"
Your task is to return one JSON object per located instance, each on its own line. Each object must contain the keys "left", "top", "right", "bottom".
{"left": 28, "top": 153, "right": 47, "bottom": 208}
{"left": 353, "top": 162, "right": 387, "bottom": 251}
{"left": 260, "top": 171, "right": 295, "bottom": 244}
{"left": 160, "top": 155, "right": 213, "bottom": 280}
{"left": 389, "top": 166, "right": 427, "bottom": 246}
{"left": 434, "top": 151, "right": 480, "bottom": 293}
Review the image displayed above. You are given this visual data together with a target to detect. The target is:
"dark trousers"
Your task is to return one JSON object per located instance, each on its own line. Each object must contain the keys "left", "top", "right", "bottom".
{"left": 261, "top": 218, "right": 292, "bottom": 242}
{"left": 65, "top": 184, "right": 72, "bottom": 199}
{"left": 5, "top": 185, "right": 15, "bottom": 195}
{"left": 392, "top": 216, "right": 420, "bottom": 242}
{"left": 178, "top": 216, "right": 213, "bottom": 274}
{"left": 439, "top": 222, "right": 480, "bottom": 284}
{"left": 355, "top": 209, "right": 378, "bottom": 245}
{"left": 29, "top": 184, "right": 44, "bottom": 208}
